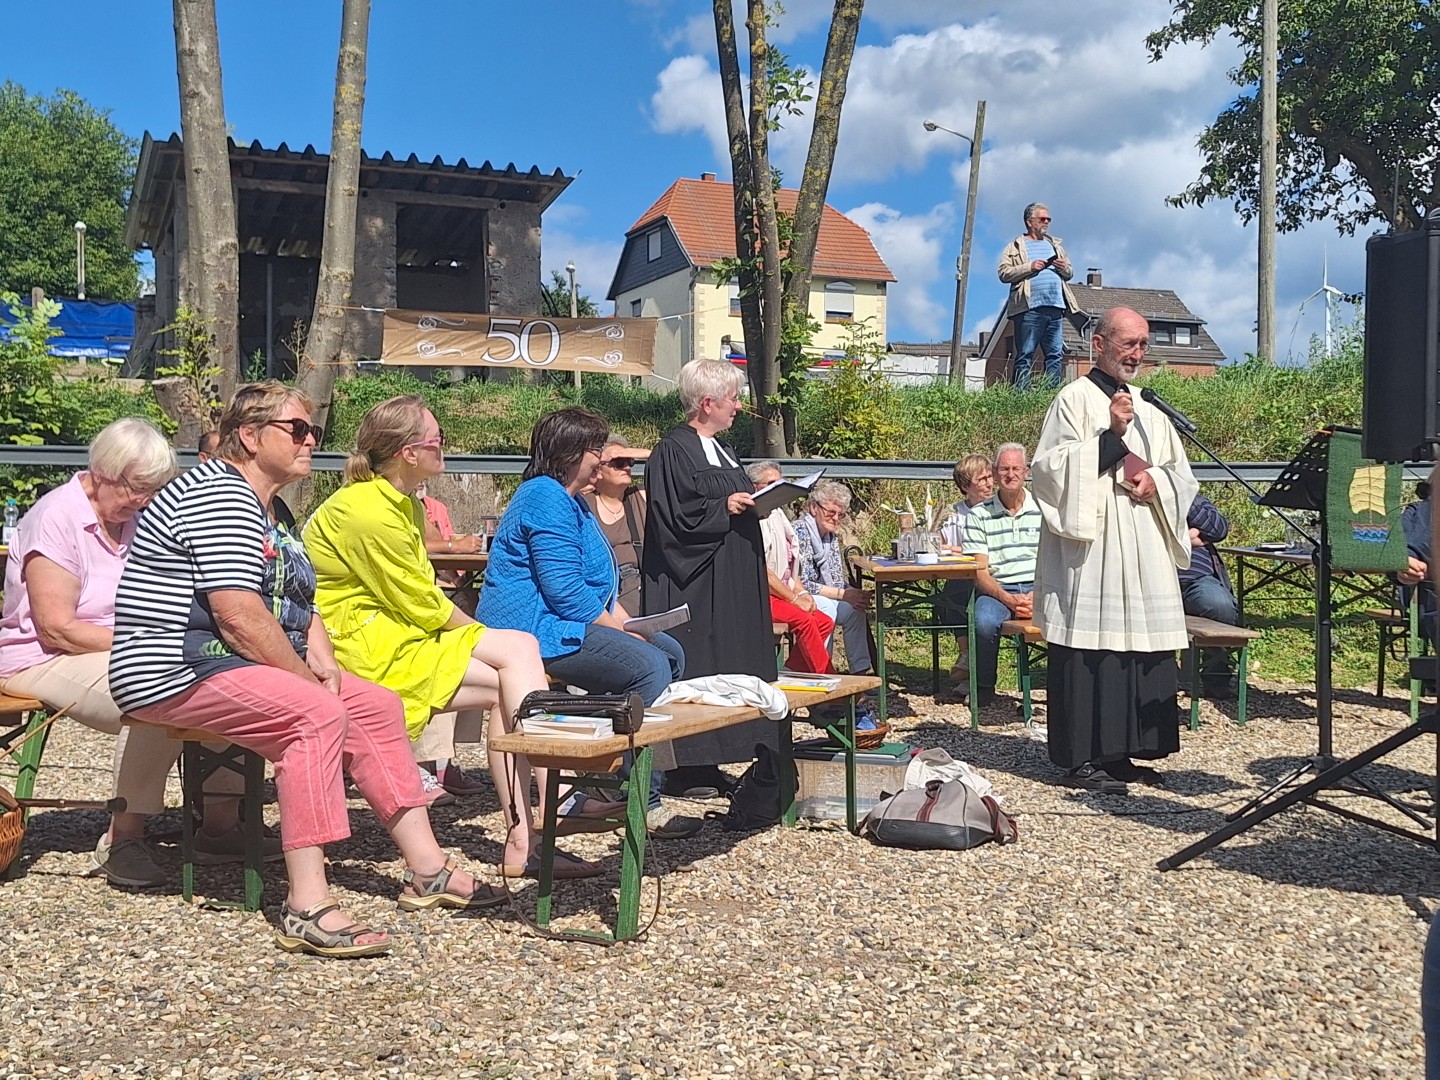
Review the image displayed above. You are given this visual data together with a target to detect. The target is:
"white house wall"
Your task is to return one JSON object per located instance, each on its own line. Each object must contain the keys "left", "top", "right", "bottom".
{"left": 614, "top": 269, "right": 693, "bottom": 390}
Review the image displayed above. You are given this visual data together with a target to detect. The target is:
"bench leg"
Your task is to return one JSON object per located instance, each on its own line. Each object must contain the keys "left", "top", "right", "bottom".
{"left": 181, "top": 742, "right": 198, "bottom": 904}
{"left": 967, "top": 593, "right": 979, "bottom": 732}
{"left": 1235, "top": 645, "right": 1249, "bottom": 726}
{"left": 535, "top": 770, "right": 562, "bottom": 928}
{"left": 242, "top": 749, "right": 265, "bottom": 913}
{"left": 1377, "top": 622, "right": 1387, "bottom": 697}
{"left": 11, "top": 709, "right": 53, "bottom": 804}
{"left": 614, "top": 747, "right": 652, "bottom": 941}
{"left": 779, "top": 715, "right": 797, "bottom": 828}
{"left": 1016, "top": 639, "right": 1032, "bottom": 726}
{"left": 1187, "top": 646, "right": 1201, "bottom": 731}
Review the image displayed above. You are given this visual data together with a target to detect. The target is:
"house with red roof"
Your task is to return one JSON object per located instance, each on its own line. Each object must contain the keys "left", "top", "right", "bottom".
{"left": 606, "top": 173, "right": 895, "bottom": 386}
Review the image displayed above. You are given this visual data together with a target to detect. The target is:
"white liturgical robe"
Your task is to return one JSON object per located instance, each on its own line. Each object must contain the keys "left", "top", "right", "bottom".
{"left": 1031, "top": 376, "right": 1197, "bottom": 653}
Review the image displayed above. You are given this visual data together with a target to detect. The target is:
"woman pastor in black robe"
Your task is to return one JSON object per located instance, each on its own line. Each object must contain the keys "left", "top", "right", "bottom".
{"left": 643, "top": 359, "right": 777, "bottom": 780}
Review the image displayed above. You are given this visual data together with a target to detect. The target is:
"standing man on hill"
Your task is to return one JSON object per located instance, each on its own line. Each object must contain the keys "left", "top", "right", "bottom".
{"left": 1030, "top": 306, "right": 1197, "bottom": 793}
{"left": 997, "top": 202, "right": 1080, "bottom": 390}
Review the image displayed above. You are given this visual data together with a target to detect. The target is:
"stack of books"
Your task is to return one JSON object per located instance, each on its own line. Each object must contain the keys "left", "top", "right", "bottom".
{"left": 774, "top": 672, "right": 843, "bottom": 693}
{"left": 518, "top": 714, "right": 614, "bottom": 740}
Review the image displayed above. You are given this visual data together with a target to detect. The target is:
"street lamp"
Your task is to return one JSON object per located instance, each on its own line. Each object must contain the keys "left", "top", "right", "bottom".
{"left": 923, "top": 103, "right": 986, "bottom": 384}
{"left": 74, "top": 220, "right": 87, "bottom": 300}
{"left": 566, "top": 260, "right": 580, "bottom": 388}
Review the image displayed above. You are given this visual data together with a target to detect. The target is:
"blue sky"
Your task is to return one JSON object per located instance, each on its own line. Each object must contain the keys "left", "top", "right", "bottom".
{"left": 4, "top": 0, "right": 1369, "bottom": 363}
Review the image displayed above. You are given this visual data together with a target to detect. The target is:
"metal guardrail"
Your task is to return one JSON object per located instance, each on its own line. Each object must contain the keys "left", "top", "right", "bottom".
{"left": 0, "top": 446, "right": 1431, "bottom": 484}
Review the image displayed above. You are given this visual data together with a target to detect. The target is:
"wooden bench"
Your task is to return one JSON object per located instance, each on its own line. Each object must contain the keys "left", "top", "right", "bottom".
{"left": 490, "top": 674, "right": 880, "bottom": 942}
{"left": 1183, "top": 615, "right": 1263, "bottom": 728}
{"left": 0, "top": 694, "right": 51, "bottom": 874}
{"left": 998, "top": 620, "right": 1046, "bottom": 729}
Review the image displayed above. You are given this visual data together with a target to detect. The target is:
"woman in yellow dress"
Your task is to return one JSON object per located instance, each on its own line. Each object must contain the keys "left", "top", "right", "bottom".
{"left": 303, "top": 396, "right": 604, "bottom": 879}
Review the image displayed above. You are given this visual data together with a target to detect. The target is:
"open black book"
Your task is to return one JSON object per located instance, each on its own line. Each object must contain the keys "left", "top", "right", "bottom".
{"left": 751, "top": 468, "right": 826, "bottom": 517}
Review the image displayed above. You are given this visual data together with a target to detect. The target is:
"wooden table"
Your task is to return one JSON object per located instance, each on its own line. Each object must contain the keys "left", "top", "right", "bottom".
{"left": 1218, "top": 545, "right": 1394, "bottom": 623}
{"left": 489, "top": 674, "right": 880, "bottom": 942}
{"left": 849, "top": 556, "right": 981, "bottom": 728}
{"left": 429, "top": 549, "right": 488, "bottom": 591}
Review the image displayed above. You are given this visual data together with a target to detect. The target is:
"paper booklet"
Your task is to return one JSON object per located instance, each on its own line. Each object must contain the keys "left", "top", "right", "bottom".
{"left": 775, "top": 671, "right": 842, "bottom": 692}
{"left": 750, "top": 468, "right": 826, "bottom": 517}
{"left": 623, "top": 603, "right": 691, "bottom": 638}
{"left": 643, "top": 710, "right": 673, "bottom": 723}
{"left": 519, "top": 715, "right": 614, "bottom": 740}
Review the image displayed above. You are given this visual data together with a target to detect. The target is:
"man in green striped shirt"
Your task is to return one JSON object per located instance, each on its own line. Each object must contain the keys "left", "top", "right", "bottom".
{"left": 960, "top": 444, "right": 1042, "bottom": 705}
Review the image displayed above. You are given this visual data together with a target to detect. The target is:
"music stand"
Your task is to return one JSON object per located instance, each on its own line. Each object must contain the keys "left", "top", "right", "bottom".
{"left": 1159, "top": 426, "right": 1436, "bottom": 870}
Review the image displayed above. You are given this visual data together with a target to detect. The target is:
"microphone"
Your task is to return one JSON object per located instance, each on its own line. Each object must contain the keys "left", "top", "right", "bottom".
{"left": 1139, "top": 387, "right": 1197, "bottom": 435}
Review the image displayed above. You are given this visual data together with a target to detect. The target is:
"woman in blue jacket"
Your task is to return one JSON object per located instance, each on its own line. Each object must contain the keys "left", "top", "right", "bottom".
{"left": 478, "top": 407, "right": 695, "bottom": 839}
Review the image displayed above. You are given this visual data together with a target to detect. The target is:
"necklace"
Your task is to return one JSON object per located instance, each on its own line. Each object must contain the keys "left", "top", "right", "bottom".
{"left": 594, "top": 493, "right": 625, "bottom": 521}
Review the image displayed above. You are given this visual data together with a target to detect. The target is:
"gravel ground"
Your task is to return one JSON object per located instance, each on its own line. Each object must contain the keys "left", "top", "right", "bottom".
{"left": 1, "top": 678, "right": 1436, "bottom": 1079}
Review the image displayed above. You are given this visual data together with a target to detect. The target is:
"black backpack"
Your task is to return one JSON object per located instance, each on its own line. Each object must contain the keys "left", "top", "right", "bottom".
{"left": 714, "top": 743, "right": 796, "bottom": 832}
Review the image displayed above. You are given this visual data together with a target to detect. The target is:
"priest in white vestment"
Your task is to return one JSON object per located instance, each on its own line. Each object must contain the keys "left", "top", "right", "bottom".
{"left": 1031, "top": 307, "right": 1198, "bottom": 792}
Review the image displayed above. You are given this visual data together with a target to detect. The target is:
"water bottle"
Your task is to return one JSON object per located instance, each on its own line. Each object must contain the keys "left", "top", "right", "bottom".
{"left": 896, "top": 512, "right": 919, "bottom": 563}
{"left": 3, "top": 499, "right": 17, "bottom": 545}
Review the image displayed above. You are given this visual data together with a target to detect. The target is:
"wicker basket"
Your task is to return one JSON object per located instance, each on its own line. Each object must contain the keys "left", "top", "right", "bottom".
{"left": 0, "top": 786, "right": 24, "bottom": 872}
{"left": 853, "top": 723, "right": 891, "bottom": 751}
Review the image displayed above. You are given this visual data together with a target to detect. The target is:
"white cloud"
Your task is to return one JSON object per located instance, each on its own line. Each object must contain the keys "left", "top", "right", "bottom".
{"left": 542, "top": 207, "right": 625, "bottom": 315}
{"left": 640, "top": 3, "right": 1370, "bottom": 363}
{"left": 844, "top": 201, "right": 954, "bottom": 340}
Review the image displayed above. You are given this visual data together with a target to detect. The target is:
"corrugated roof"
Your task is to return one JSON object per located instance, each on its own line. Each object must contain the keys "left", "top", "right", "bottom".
{"left": 627, "top": 177, "right": 895, "bottom": 282}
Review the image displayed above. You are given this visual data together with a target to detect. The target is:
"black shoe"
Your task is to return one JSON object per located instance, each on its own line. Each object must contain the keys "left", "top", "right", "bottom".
{"left": 1200, "top": 676, "right": 1238, "bottom": 700}
{"left": 1059, "top": 762, "right": 1128, "bottom": 794}
{"left": 973, "top": 687, "right": 997, "bottom": 707}
{"left": 1105, "top": 758, "right": 1166, "bottom": 787}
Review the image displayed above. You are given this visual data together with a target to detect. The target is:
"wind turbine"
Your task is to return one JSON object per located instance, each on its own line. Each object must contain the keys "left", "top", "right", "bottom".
{"left": 1297, "top": 250, "right": 1344, "bottom": 358}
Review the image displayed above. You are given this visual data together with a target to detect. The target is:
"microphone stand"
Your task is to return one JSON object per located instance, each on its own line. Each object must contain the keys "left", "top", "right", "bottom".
{"left": 1158, "top": 422, "right": 1435, "bottom": 870}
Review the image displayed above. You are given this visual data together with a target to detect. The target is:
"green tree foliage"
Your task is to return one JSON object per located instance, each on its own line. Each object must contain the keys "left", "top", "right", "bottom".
{"left": 797, "top": 317, "right": 900, "bottom": 460}
{"left": 539, "top": 270, "right": 600, "bottom": 318}
{"left": 1147, "top": 0, "right": 1438, "bottom": 233}
{"left": 0, "top": 83, "right": 139, "bottom": 298}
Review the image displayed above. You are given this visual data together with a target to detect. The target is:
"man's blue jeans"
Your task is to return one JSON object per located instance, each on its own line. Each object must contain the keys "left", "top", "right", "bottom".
{"left": 1180, "top": 574, "right": 1240, "bottom": 674}
{"left": 974, "top": 582, "right": 1033, "bottom": 690}
{"left": 546, "top": 626, "right": 685, "bottom": 810}
{"left": 1012, "top": 306, "right": 1066, "bottom": 389}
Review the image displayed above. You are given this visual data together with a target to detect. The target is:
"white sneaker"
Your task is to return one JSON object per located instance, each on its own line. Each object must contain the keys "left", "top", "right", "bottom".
{"left": 419, "top": 765, "right": 457, "bottom": 808}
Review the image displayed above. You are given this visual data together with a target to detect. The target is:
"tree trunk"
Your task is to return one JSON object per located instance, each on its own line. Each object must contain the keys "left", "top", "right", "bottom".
{"left": 173, "top": 0, "right": 240, "bottom": 418}
{"left": 714, "top": 0, "right": 783, "bottom": 454}
{"left": 153, "top": 376, "right": 203, "bottom": 449}
{"left": 779, "top": 0, "right": 864, "bottom": 452}
{"left": 746, "top": 0, "right": 785, "bottom": 458}
{"left": 297, "top": 0, "right": 370, "bottom": 434}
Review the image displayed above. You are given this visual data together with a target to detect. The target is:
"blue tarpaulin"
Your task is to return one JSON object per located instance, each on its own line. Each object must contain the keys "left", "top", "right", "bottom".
{"left": 0, "top": 297, "right": 134, "bottom": 360}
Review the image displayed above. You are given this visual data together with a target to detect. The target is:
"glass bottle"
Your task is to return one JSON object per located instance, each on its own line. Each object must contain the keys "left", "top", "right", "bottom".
{"left": 896, "top": 512, "right": 919, "bottom": 563}
{"left": 2, "top": 498, "right": 17, "bottom": 545}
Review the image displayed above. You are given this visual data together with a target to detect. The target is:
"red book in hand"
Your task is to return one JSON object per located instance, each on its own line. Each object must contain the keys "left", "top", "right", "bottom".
{"left": 1118, "top": 451, "right": 1150, "bottom": 491}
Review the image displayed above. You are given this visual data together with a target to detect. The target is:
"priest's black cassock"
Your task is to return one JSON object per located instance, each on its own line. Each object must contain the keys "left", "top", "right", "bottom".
{"left": 642, "top": 423, "right": 778, "bottom": 766}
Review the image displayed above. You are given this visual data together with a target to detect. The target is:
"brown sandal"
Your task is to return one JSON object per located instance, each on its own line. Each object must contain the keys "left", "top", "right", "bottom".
{"left": 274, "top": 897, "right": 392, "bottom": 958}
{"left": 398, "top": 856, "right": 506, "bottom": 911}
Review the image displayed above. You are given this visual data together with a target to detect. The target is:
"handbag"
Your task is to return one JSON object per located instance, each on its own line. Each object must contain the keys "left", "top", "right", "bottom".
{"left": 513, "top": 690, "right": 646, "bottom": 735}
{"left": 713, "top": 742, "right": 796, "bottom": 832}
{"left": 860, "top": 778, "right": 1019, "bottom": 851}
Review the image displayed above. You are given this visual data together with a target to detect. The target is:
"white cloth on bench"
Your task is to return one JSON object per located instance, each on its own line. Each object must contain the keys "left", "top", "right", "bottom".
{"left": 653, "top": 675, "right": 790, "bottom": 720}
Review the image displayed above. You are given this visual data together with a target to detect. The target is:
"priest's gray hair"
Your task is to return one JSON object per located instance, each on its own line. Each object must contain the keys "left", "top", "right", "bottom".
{"left": 678, "top": 358, "right": 743, "bottom": 416}
{"left": 994, "top": 442, "right": 1028, "bottom": 466}
{"left": 807, "top": 479, "right": 854, "bottom": 512}
{"left": 745, "top": 459, "right": 782, "bottom": 484}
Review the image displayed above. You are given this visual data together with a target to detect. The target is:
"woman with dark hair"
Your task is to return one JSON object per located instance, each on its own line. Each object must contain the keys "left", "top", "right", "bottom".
{"left": 478, "top": 408, "right": 697, "bottom": 839}
{"left": 304, "top": 395, "right": 598, "bottom": 879}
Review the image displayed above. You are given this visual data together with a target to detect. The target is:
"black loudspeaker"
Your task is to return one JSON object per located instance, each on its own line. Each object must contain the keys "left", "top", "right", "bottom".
{"left": 1362, "top": 210, "right": 1440, "bottom": 462}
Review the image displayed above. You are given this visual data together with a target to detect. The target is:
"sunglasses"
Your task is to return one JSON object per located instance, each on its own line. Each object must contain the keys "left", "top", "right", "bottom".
{"left": 266, "top": 419, "right": 324, "bottom": 444}
{"left": 605, "top": 457, "right": 636, "bottom": 470}
{"left": 406, "top": 428, "right": 447, "bottom": 450}
{"left": 1035, "top": 216, "right": 1052, "bottom": 222}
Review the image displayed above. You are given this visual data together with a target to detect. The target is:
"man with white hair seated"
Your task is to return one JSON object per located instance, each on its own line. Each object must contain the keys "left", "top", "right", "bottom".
{"left": 794, "top": 480, "right": 873, "bottom": 676}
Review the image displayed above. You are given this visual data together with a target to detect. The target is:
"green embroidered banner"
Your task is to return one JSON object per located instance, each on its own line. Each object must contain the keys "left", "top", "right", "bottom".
{"left": 1325, "top": 429, "right": 1409, "bottom": 571}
